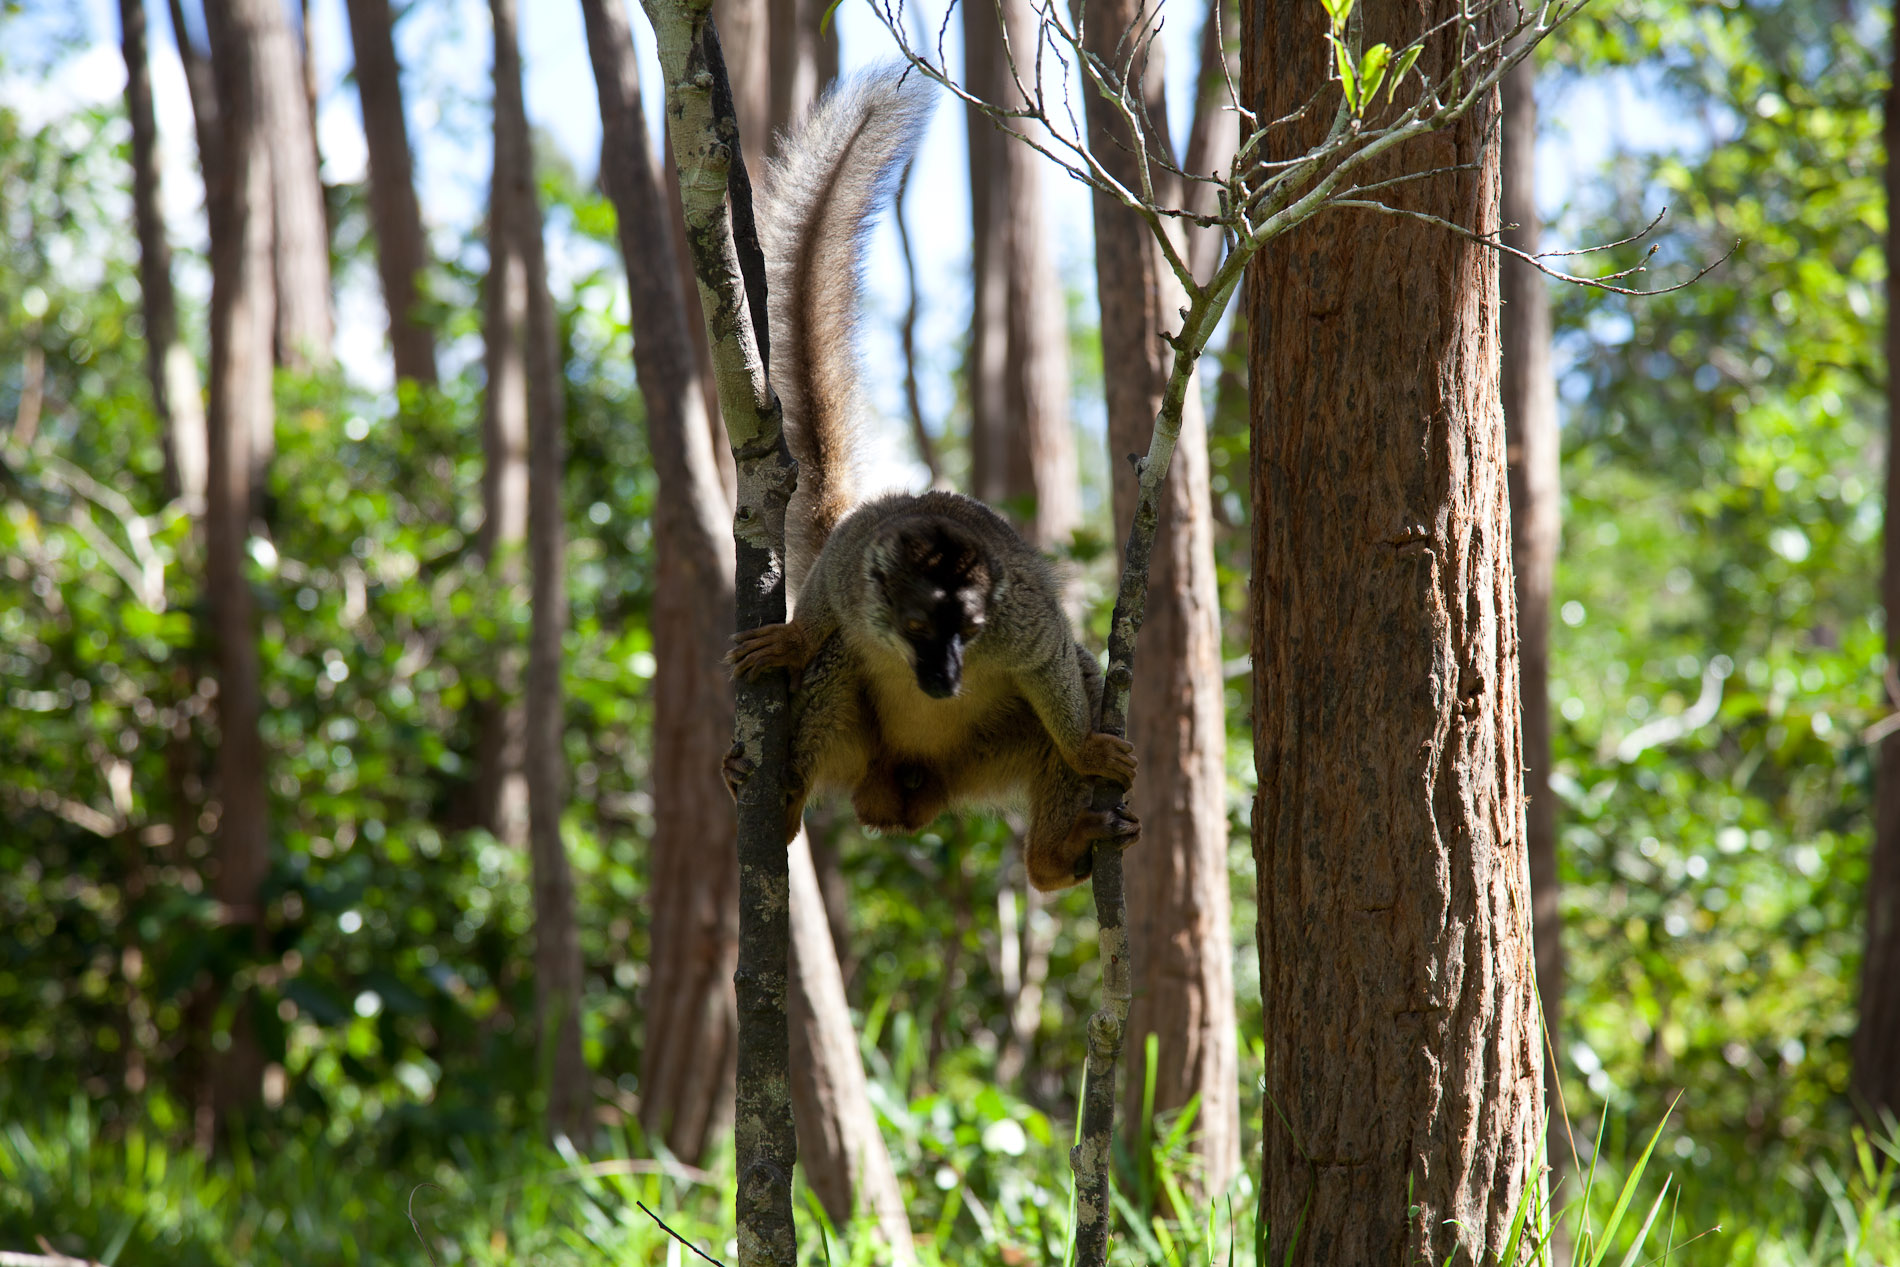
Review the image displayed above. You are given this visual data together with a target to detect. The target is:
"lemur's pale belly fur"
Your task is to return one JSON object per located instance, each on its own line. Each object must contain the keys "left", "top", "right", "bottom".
{"left": 858, "top": 646, "right": 1017, "bottom": 761}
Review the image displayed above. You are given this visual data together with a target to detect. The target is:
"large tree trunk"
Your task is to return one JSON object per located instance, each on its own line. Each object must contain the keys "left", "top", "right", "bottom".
{"left": 168, "top": 0, "right": 222, "bottom": 178}
{"left": 122, "top": 0, "right": 207, "bottom": 511}
{"left": 1244, "top": 2, "right": 1543, "bottom": 1260}
{"left": 579, "top": 0, "right": 739, "bottom": 1163}
{"left": 493, "top": 0, "right": 591, "bottom": 1144}
{"left": 343, "top": 0, "right": 438, "bottom": 386}
{"left": 200, "top": 0, "right": 278, "bottom": 1140}
{"left": 1501, "top": 53, "right": 1564, "bottom": 1170}
{"left": 1078, "top": 0, "right": 1239, "bottom": 1199}
{"left": 298, "top": 0, "right": 321, "bottom": 166}
{"left": 1180, "top": 0, "right": 1238, "bottom": 284}
{"left": 963, "top": 0, "right": 1077, "bottom": 548}
{"left": 768, "top": 0, "right": 835, "bottom": 135}
{"left": 475, "top": 1, "right": 533, "bottom": 847}
{"left": 788, "top": 830, "right": 915, "bottom": 1260}
{"left": 249, "top": 0, "right": 331, "bottom": 377}
{"left": 1853, "top": 62, "right": 1900, "bottom": 1124}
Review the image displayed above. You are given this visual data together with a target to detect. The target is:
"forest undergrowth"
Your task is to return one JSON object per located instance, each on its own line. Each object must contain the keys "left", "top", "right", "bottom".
{"left": 4, "top": 1055, "right": 1899, "bottom": 1265}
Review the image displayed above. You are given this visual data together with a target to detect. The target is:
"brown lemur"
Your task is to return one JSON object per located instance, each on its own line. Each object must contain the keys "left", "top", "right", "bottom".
{"left": 721, "top": 66, "right": 1139, "bottom": 892}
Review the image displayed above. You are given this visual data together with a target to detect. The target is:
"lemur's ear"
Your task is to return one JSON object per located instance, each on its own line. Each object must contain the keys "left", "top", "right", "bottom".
{"left": 865, "top": 530, "right": 899, "bottom": 587}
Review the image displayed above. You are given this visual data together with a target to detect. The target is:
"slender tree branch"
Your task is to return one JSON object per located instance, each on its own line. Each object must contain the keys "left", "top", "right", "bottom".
{"left": 1068, "top": 268, "right": 1230, "bottom": 1266}
{"left": 637, "top": 0, "right": 798, "bottom": 1262}
{"left": 1329, "top": 199, "right": 1739, "bottom": 295}
{"left": 1531, "top": 204, "right": 1667, "bottom": 257}
{"left": 637, "top": 1202, "right": 731, "bottom": 1266}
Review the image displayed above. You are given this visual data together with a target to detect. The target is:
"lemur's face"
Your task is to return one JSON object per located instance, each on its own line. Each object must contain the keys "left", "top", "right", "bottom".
{"left": 870, "top": 522, "right": 991, "bottom": 699}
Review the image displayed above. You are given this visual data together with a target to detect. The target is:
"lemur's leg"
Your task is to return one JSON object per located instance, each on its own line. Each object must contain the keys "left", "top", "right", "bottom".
{"left": 1023, "top": 751, "right": 1140, "bottom": 892}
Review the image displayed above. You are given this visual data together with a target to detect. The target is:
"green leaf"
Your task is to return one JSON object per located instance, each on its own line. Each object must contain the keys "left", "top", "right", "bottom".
{"left": 1318, "top": 0, "right": 1352, "bottom": 32}
{"left": 1358, "top": 43, "right": 1392, "bottom": 110}
{"left": 1333, "top": 36, "right": 1358, "bottom": 110}
{"left": 1389, "top": 43, "right": 1423, "bottom": 102}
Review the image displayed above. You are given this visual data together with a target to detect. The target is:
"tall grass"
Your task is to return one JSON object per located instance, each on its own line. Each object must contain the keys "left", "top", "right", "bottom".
{"left": 2, "top": 1091, "right": 1895, "bottom": 1264}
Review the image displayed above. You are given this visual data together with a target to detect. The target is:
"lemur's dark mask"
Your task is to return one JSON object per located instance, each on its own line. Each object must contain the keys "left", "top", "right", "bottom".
{"left": 871, "top": 522, "right": 992, "bottom": 699}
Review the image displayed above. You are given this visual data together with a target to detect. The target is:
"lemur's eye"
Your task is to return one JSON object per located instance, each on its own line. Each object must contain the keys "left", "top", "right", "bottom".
{"left": 905, "top": 619, "right": 929, "bottom": 636}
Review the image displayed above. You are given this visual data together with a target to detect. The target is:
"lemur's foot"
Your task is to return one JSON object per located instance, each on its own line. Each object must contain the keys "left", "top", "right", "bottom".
{"left": 1028, "top": 804, "right": 1141, "bottom": 892}
{"left": 1069, "top": 805, "right": 1142, "bottom": 883}
{"left": 1082, "top": 804, "right": 1141, "bottom": 851}
{"left": 1074, "top": 732, "right": 1138, "bottom": 787}
{"left": 727, "top": 621, "right": 810, "bottom": 680}
{"left": 721, "top": 744, "right": 754, "bottom": 800}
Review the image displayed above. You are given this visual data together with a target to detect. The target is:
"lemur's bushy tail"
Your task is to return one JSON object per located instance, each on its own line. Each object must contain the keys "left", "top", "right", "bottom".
{"left": 759, "top": 65, "right": 933, "bottom": 594}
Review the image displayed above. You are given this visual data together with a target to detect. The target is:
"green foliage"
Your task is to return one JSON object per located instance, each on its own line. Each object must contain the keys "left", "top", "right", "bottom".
{"left": 0, "top": 92, "right": 664, "bottom": 1156}
{"left": 1543, "top": 0, "right": 1889, "bottom": 1258}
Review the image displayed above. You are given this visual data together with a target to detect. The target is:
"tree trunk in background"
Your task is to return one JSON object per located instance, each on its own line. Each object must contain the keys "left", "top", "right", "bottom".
{"left": 789, "top": 830, "right": 916, "bottom": 1260}
{"left": 714, "top": 0, "right": 771, "bottom": 174}
{"left": 1853, "top": 62, "right": 1900, "bottom": 1124}
{"left": 201, "top": 0, "right": 277, "bottom": 1140}
{"left": 1079, "top": 0, "right": 1239, "bottom": 1198}
{"left": 663, "top": 133, "right": 735, "bottom": 506}
{"left": 298, "top": 0, "right": 321, "bottom": 167}
{"left": 1501, "top": 54, "right": 1565, "bottom": 1172}
{"left": 767, "top": 0, "right": 835, "bottom": 136}
{"left": 579, "top": 0, "right": 739, "bottom": 1163}
{"left": 168, "top": 0, "right": 223, "bottom": 179}
{"left": 122, "top": 0, "right": 208, "bottom": 511}
{"left": 665, "top": 0, "right": 766, "bottom": 513}
{"left": 963, "top": 0, "right": 1077, "bottom": 547}
{"left": 343, "top": 0, "right": 438, "bottom": 386}
{"left": 475, "top": 2, "right": 533, "bottom": 848}
{"left": 251, "top": 0, "right": 331, "bottom": 379}
{"left": 493, "top": 0, "right": 591, "bottom": 1144}
{"left": 1245, "top": 2, "right": 1542, "bottom": 1260}
{"left": 1180, "top": 0, "right": 1238, "bottom": 284}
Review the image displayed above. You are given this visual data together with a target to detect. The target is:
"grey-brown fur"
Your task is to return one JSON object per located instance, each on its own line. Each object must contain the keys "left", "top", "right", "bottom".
{"left": 733, "top": 71, "right": 1138, "bottom": 891}
{"left": 759, "top": 66, "right": 932, "bottom": 591}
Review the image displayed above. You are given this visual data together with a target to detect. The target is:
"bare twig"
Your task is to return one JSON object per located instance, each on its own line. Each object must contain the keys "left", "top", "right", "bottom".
{"left": 1531, "top": 204, "right": 1667, "bottom": 257}
{"left": 406, "top": 1183, "right": 445, "bottom": 1267}
{"left": 636, "top": 1202, "right": 731, "bottom": 1266}
{"left": 1329, "top": 199, "right": 1739, "bottom": 296}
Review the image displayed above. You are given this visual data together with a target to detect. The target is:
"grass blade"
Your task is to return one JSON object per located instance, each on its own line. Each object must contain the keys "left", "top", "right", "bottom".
{"left": 1586, "top": 1095, "right": 1679, "bottom": 1267}
{"left": 1612, "top": 1174, "right": 1671, "bottom": 1267}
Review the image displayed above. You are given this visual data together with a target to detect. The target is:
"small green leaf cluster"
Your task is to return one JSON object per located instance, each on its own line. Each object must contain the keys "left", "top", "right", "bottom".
{"left": 1318, "top": 0, "right": 1421, "bottom": 115}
